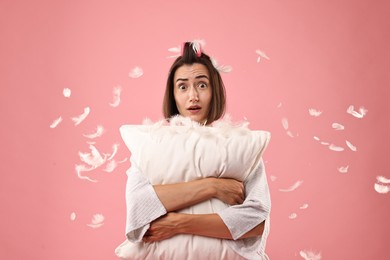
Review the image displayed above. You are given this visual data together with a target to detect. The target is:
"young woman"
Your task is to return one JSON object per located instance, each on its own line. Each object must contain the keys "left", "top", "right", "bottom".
{"left": 116, "top": 42, "right": 271, "bottom": 259}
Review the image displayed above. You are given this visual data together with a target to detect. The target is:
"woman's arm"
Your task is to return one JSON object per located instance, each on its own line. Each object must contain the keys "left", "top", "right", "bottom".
{"left": 142, "top": 212, "right": 264, "bottom": 243}
{"left": 153, "top": 177, "right": 245, "bottom": 212}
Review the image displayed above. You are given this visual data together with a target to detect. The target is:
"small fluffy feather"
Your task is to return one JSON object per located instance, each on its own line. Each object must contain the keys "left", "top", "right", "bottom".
{"left": 70, "top": 212, "right": 76, "bottom": 221}
{"left": 87, "top": 214, "right": 105, "bottom": 228}
{"left": 255, "top": 49, "right": 270, "bottom": 62}
{"left": 83, "top": 125, "right": 104, "bottom": 139}
{"left": 279, "top": 180, "right": 303, "bottom": 192}
{"left": 107, "top": 143, "right": 119, "bottom": 161}
{"left": 300, "top": 250, "right": 322, "bottom": 260}
{"left": 313, "top": 136, "right": 320, "bottom": 141}
{"left": 75, "top": 164, "right": 98, "bottom": 183}
{"left": 328, "top": 144, "right": 344, "bottom": 152}
{"left": 270, "top": 175, "right": 277, "bottom": 182}
{"left": 308, "top": 108, "right": 322, "bottom": 117}
{"left": 374, "top": 183, "right": 390, "bottom": 194}
{"left": 286, "top": 130, "right": 295, "bottom": 138}
{"left": 71, "top": 107, "right": 90, "bottom": 126}
{"left": 210, "top": 57, "right": 233, "bottom": 73}
{"left": 288, "top": 213, "right": 297, "bottom": 219}
{"left": 129, "top": 66, "right": 143, "bottom": 78}
{"left": 300, "top": 204, "right": 309, "bottom": 209}
{"left": 63, "top": 88, "right": 71, "bottom": 98}
{"left": 281, "top": 117, "right": 289, "bottom": 130}
{"left": 347, "top": 105, "right": 368, "bottom": 118}
{"left": 78, "top": 145, "right": 107, "bottom": 168}
{"left": 338, "top": 165, "right": 349, "bottom": 173}
{"left": 345, "top": 140, "right": 357, "bottom": 151}
{"left": 109, "top": 86, "right": 122, "bottom": 107}
{"left": 377, "top": 176, "right": 390, "bottom": 184}
{"left": 50, "top": 116, "right": 62, "bottom": 128}
{"left": 332, "top": 122, "right": 344, "bottom": 130}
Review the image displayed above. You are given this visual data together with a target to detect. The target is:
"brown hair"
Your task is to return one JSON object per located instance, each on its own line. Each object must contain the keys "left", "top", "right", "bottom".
{"left": 162, "top": 42, "right": 226, "bottom": 124}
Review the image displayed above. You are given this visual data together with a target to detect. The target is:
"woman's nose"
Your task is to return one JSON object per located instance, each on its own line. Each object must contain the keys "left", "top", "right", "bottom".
{"left": 189, "top": 86, "right": 199, "bottom": 102}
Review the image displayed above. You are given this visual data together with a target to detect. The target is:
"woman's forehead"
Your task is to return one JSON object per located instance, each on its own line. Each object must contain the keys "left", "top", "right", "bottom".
{"left": 174, "top": 63, "right": 210, "bottom": 81}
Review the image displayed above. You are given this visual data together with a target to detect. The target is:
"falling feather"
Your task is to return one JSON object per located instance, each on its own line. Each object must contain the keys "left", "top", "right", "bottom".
{"left": 255, "top": 49, "right": 270, "bottom": 62}
{"left": 71, "top": 107, "right": 90, "bottom": 126}
{"left": 300, "top": 250, "right": 322, "bottom": 260}
{"left": 377, "top": 176, "right": 390, "bottom": 184}
{"left": 270, "top": 175, "right": 277, "bottom": 182}
{"left": 288, "top": 213, "right": 297, "bottom": 219}
{"left": 286, "top": 130, "right": 295, "bottom": 138}
{"left": 300, "top": 204, "right": 309, "bottom": 209}
{"left": 70, "top": 212, "right": 76, "bottom": 221}
{"left": 50, "top": 116, "right": 62, "bottom": 128}
{"left": 109, "top": 86, "right": 122, "bottom": 107}
{"left": 87, "top": 214, "right": 105, "bottom": 228}
{"left": 191, "top": 39, "right": 206, "bottom": 54}
{"left": 374, "top": 183, "right": 390, "bottom": 194}
{"left": 279, "top": 180, "right": 303, "bottom": 192}
{"left": 332, "top": 123, "right": 344, "bottom": 130}
{"left": 308, "top": 108, "right": 322, "bottom": 117}
{"left": 210, "top": 57, "right": 233, "bottom": 73}
{"left": 75, "top": 164, "right": 98, "bottom": 183}
{"left": 320, "top": 141, "right": 330, "bottom": 146}
{"left": 83, "top": 125, "right": 104, "bottom": 139}
{"left": 313, "top": 136, "right": 320, "bottom": 141}
{"left": 103, "top": 160, "right": 118, "bottom": 173}
{"left": 78, "top": 145, "right": 107, "bottom": 168}
{"left": 107, "top": 143, "right": 120, "bottom": 161}
{"left": 129, "top": 67, "right": 143, "bottom": 78}
{"left": 346, "top": 140, "right": 357, "bottom": 151}
{"left": 328, "top": 144, "right": 344, "bottom": 152}
{"left": 168, "top": 46, "right": 181, "bottom": 53}
{"left": 63, "top": 88, "right": 71, "bottom": 98}
{"left": 281, "top": 118, "right": 289, "bottom": 130}
{"left": 338, "top": 165, "right": 349, "bottom": 173}
{"left": 347, "top": 105, "right": 368, "bottom": 118}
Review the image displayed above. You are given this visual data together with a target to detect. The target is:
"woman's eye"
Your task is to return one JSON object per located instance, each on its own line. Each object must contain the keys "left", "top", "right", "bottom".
{"left": 178, "top": 85, "right": 187, "bottom": 90}
{"left": 198, "top": 83, "right": 207, "bottom": 89}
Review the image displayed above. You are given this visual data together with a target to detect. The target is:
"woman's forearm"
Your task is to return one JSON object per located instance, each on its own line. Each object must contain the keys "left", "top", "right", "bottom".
{"left": 153, "top": 179, "right": 215, "bottom": 212}
{"left": 153, "top": 178, "right": 244, "bottom": 212}
{"left": 178, "top": 213, "right": 265, "bottom": 239}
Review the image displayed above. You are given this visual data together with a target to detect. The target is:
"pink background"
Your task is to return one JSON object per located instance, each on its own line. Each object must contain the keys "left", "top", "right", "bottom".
{"left": 1, "top": 0, "right": 389, "bottom": 259}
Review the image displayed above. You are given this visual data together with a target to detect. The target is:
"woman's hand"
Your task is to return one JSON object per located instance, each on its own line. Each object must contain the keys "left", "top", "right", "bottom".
{"left": 143, "top": 213, "right": 181, "bottom": 243}
{"left": 211, "top": 178, "right": 245, "bottom": 205}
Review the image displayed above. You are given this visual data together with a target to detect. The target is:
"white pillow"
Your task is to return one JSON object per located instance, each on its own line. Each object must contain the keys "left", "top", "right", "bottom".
{"left": 116, "top": 117, "right": 270, "bottom": 259}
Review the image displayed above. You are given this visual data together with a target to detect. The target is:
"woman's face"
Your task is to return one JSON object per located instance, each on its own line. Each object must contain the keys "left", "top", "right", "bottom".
{"left": 173, "top": 63, "right": 212, "bottom": 124}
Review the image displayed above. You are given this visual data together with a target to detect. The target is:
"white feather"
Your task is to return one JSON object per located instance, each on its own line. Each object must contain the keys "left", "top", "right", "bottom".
{"left": 313, "top": 136, "right": 320, "bottom": 141}
{"left": 70, "top": 212, "right": 76, "bottom": 221}
{"left": 320, "top": 141, "right": 330, "bottom": 145}
{"left": 374, "top": 183, "right": 390, "bottom": 194}
{"left": 63, "top": 88, "right": 71, "bottom": 98}
{"left": 78, "top": 145, "right": 107, "bottom": 168}
{"left": 107, "top": 143, "right": 119, "bottom": 161}
{"left": 103, "top": 160, "right": 118, "bottom": 173}
{"left": 300, "top": 250, "right": 322, "bottom": 260}
{"left": 168, "top": 46, "right": 180, "bottom": 53}
{"left": 377, "top": 176, "right": 390, "bottom": 184}
{"left": 286, "top": 130, "right": 295, "bottom": 138}
{"left": 50, "top": 116, "right": 62, "bottom": 128}
{"left": 210, "top": 57, "right": 232, "bottom": 73}
{"left": 347, "top": 105, "right": 368, "bottom": 118}
{"left": 328, "top": 144, "right": 344, "bottom": 152}
{"left": 129, "top": 66, "right": 143, "bottom": 78}
{"left": 87, "top": 214, "right": 104, "bottom": 228}
{"left": 345, "top": 140, "right": 357, "bottom": 151}
{"left": 255, "top": 49, "right": 270, "bottom": 61}
{"left": 83, "top": 125, "right": 104, "bottom": 139}
{"left": 308, "top": 108, "right": 322, "bottom": 117}
{"left": 75, "top": 164, "right": 98, "bottom": 183}
{"left": 300, "top": 203, "right": 309, "bottom": 209}
{"left": 288, "top": 213, "right": 297, "bottom": 219}
{"left": 332, "top": 122, "right": 344, "bottom": 130}
{"left": 338, "top": 165, "right": 349, "bottom": 173}
{"left": 281, "top": 117, "right": 289, "bottom": 130}
{"left": 109, "top": 86, "right": 122, "bottom": 107}
{"left": 279, "top": 180, "right": 303, "bottom": 192}
{"left": 191, "top": 39, "right": 206, "bottom": 54}
{"left": 71, "top": 107, "right": 90, "bottom": 126}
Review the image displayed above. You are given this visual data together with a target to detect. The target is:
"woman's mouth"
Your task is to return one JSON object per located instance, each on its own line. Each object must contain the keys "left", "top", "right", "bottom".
{"left": 187, "top": 105, "right": 201, "bottom": 114}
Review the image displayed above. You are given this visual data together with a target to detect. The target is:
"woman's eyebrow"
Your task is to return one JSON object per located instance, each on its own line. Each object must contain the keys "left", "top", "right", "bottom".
{"left": 176, "top": 75, "right": 209, "bottom": 82}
